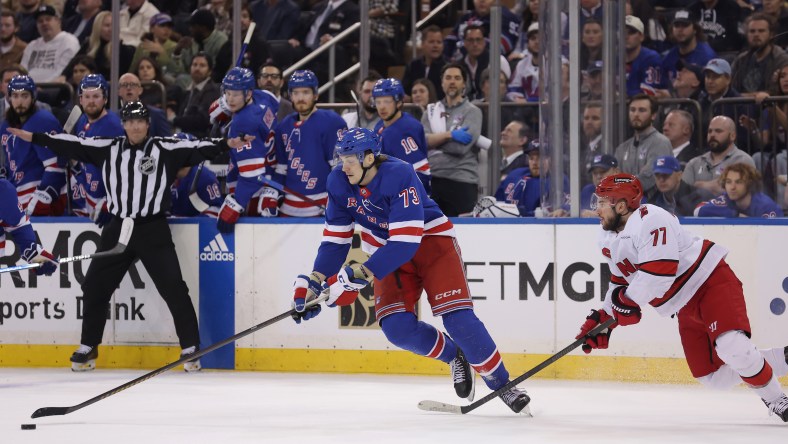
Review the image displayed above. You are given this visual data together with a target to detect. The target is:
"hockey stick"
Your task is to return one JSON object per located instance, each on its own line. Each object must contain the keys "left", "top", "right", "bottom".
{"left": 349, "top": 90, "right": 363, "bottom": 127}
{"left": 417, "top": 317, "right": 617, "bottom": 414}
{"left": 31, "top": 293, "right": 328, "bottom": 419}
{"left": 234, "top": 22, "right": 256, "bottom": 67}
{"left": 0, "top": 218, "right": 134, "bottom": 274}
{"left": 62, "top": 105, "right": 83, "bottom": 216}
{"left": 256, "top": 175, "right": 326, "bottom": 210}
{"left": 187, "top": 162, "right": 210, "bottom": 213}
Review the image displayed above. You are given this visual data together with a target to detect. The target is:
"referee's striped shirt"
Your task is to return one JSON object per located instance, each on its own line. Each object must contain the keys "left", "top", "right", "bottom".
{"left": 30, "top": 133, "right": 229, "bottom": 218}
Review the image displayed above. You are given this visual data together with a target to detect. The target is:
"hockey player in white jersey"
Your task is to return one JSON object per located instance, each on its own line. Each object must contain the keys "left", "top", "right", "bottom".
{"left": 577, "top": 173, "right": 788, "bottom": 422}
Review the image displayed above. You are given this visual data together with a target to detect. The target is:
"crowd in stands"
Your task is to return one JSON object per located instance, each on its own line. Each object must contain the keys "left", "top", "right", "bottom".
{"left": 2, "top": 0, "right": 788, "bottom": 221}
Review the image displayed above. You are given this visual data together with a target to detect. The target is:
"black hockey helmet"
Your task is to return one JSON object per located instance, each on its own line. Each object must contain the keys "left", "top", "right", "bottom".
{"left": 121, "top": 101, "right": 150, "bottom": 121}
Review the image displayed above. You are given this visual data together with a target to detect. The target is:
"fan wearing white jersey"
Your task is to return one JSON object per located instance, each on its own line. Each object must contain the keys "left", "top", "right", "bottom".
{"left": 577, "top": 173, "right": 788, "bottom": 422}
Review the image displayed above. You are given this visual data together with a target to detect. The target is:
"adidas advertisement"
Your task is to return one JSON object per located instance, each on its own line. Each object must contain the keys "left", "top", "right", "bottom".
{"left": 200, "top": 233, "right": 235, "bottom": 261}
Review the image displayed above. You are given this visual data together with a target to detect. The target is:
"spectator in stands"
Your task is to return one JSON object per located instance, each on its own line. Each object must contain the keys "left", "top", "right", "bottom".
{"left": 662, "top": 109, "right": 703, "bottom": 169}
{"left": 84, "top": 11, "right": 135, "bottom": 80}
{"left": 214, "top": 3, "right": 270, "bottom": 85}
{"left": 582, "top": 60, "right": 603, "bottom": 101}
{"left": 689, "top": 0, "right": 745, "bottom": 54}
{"left": 369, "top": 0, "right": 399, "bottom": 76}
{"left": 201, "top": 0, "right": 231, "bottom": 36}
{"left": 15, "top": 0, "right": 42, "bottom": 43}
{"left": 698, "top": 58, "right": 754, "bottom": 146}
{"left": 581, "top": 103, "right": 603, "bottom": 173}
{"left": 498, "top": 119, "right": 530, "bottom": 181}
{"left": 20, "top": 5, "right": 80, "bottom": 83}
{"left": 581, "top": 0, "right": 603, "bottom": 25}
{"left": 1, "top": 11, "right": 27, "bottom": 68}
{"left": 258, "top": 63, "right": 293, "bottom": 122}
{"left": 133, "top": 56, "right": 166, "bottom": 109}
{"left": 409, "top": 77, "right": 437, "bottom": 120}
{"left": 252, "top": 0, "right": 300, "bottom": 41}
{"left": 0, "top": 64, "right": 51, "bottom": 118}
{"left": 731, "top": 13, "right": 788, "bottom": 104}
{"left": 695, "top": 162, "right": 783, "bottom": 217}
{"left": 62, "top": 0, "right": 102, "bottom": 47}
{"left": 462, "top": 24, "right": 492, "bottom": 100}
{"left": 130, "top": 13, "right": 178, "bottom": 82}
{"left": 402, "top": 25, "right": 446, "bottom": 102}
{"left": 580, "top": 154, "right": 620, "bottom": 216}
{"left": 614, "top": 94, "right": 673, "bottom": 195}
{"left": 342, "top": 72, "right": 382, "bottom": 130}
{"left": 684, "top": 115, "right": 755, "bottom": 196}
{"left": 422, "top": 63, "right": 483, "bottom": 216}
{"left": 649, "top": 155, "right": 706, "bottom": 216}
{"left": 507, "top": 23, "right": 539, "bottom": 103}
{"left": 672, "top": 60, "right": 704, "bottom": 101}
{"left": 748, "top": 64, "right": 788, "bottom": 201}
{"left": 172, "top": 9, "right": 227, "bottom": 90}
{"left": 117, "top": 72, "right": 171, "bottom": 137}
{"left": 444, "top": 0, "right": 521, "bottom": 61}
{"left": 579, "top": 18, "right": 602, "bottom": 71}
{"left": 119, "top": 0, "right": 160, "bottom": 47}
{"left": 660, "top": 10, "right": 717, "bottom": 91}
{"left": 171, "top": 52, "right": 218, "bottom": 138}
{"left": 496, "top": 140, "right": 570, "bottom": 217}
{"left": 623, "top": 15, "right": 662, "bottom": 97}
{"left": 474, "top": 67, "right": 519, "bottom": 136}
{"left": 57, "top": 54, "right": 97, "bottom": 107}
{"left": 763, "top": 0, "right": 788, "bottom": 48}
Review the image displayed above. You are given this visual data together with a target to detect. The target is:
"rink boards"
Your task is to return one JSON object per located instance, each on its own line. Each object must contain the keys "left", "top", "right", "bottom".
{"left": 1, "top": 217, "right": 787, "bottom": 384}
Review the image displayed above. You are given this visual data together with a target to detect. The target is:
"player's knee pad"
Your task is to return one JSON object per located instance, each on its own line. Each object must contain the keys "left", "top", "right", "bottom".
{"left": 442, "top": 309, "right": 480, "bottom": 341}
{"left": 380, "top": 312, "right": 420, "bottom": 348}
{"left": 715, "top": 330, "right": 763, "bottom": 376}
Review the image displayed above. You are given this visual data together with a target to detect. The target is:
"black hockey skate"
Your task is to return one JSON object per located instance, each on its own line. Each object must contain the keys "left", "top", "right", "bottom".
{"left": 181, "top": 346, "right": 202, "bottom": 373}
{"left": 70, "top": 345, "right": 98, "bottom": 372}
{"left": 764, "top": 394, "right": 788, "bottom": 422}
{"left": 450, "top": 348, "right": 475, "bottom": 401}
{"left": 499, "top": 386, "right": 531, "bottom": 414}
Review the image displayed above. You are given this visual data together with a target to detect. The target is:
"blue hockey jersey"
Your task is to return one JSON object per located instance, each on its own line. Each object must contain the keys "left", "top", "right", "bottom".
{"left": 0, "top": 109, "right": 65, "bottom": 208}
{"left": 445, "top": 9, "right": 521, "bottom": 60}
{"left": 660, "top": 42, "right": 717, "bottom": 89}
{"left": 626, "top": 46, "right": 662, "bottom": 96}
{"left": 227, "top": 99, "right": 277, "bottom": 209}
{"left": 314, "top": 157, "right": 455, "bottom": 279}
{"left": 170, "top": 165, "right": 222, "bottom": 217}
{"left": 273, "top": 109, "right": 346, "bottom": 216}
{"left": 695, "top": 192, "right": 783, "bottom": 218}
{"left": 374, "top": 112, "right": 431, "bottom": 194}
{"left": 495, "top": 167, "right": 570, "bottom": 216}
{"left": 0, "top": 178, "right": 39, "bottom": 260}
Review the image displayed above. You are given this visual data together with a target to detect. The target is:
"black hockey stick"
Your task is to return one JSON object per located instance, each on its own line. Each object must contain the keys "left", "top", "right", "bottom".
{"left": 62, "top": 105, "right": 84, "bottom": 216}
{"left": 0, "top": 218, "right": 134, "bottom": 274}
{"left": 31, "top": 293, "right": 328, "bottom": 418}
{"left": 417, "top": 317, "right": 617, "bottom": 414}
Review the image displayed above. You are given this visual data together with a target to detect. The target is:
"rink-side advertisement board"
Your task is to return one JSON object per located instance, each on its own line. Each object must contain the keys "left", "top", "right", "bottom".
{"left": 2, "top": 218, "right": 787, "bottom": 382}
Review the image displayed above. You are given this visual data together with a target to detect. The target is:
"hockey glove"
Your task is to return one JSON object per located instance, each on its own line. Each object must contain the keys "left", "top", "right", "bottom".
{"left": 575, "top": 309, "right": 616, "bottom": 354}
{"left": 26, "top": 188, "right": 55, "bottom": 216}
{"left": 291, "top": 272, "right": 324, "bottom": 324}
{"left": 26, "top": 249, "right": 58, "bottom": 276}
{"left": 91, "top": 198, "right": 113, "bottom": 228}
{"left": 610, "top": 286, "right": 642, "bottom": 326}
{"left": 209, "top": 96, "right": 232, "bottom": 125}
{"left": 450, "top": 126, "right": 473, "bottom": 145}
{"left": 257, "top": 187, "right": 280, "bottom": 218}
{"left": 217, "top": 194, "right": 244, "bottom": 233}
{"left": 325, "top": 263, "right": 373, "bottom": 307}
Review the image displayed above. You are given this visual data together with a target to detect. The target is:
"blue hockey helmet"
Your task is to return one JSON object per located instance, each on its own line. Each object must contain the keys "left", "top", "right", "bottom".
{"left": 174, "top": 132, "right": 196, "bottom": 140}
{"left": 287, "top": 70, "right": 319, "bottom": 94}
{"left": 372, "top": 78, "right": 404, "bottom": 102}
{"left": 335, "top": 128, "right": 380, "bottom": 163}
{"left": 222, "top": 67, "right": 256, "bottom": 92}
{"left": 8, "top": 75, "right": 36, "bottom": 100}
{"left": 78, "top": 73, "right": 109, "bottom": 97}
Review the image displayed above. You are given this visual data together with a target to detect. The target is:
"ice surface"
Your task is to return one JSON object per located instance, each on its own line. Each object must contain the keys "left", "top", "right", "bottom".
{"left": 1, "top": 368, "right": 785, "bottom": 443}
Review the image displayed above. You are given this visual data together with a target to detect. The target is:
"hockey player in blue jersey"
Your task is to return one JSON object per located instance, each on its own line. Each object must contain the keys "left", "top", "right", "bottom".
{"left": 0, "top": 166, "right": 57, "bottom": 276}
{"left": 0, "top": 75, "right": 66, "bottom": 216}
{"left": 495, "top": 141, "right": 569, "bottom": 217}
{"left": 271, "top": 70, "right": 347, "bottom": 217}
{"left": 170, "top": 133, "right": 223, "bottom": 218}
{"left": 371, "top": 78, "right": 431, "bottom": 194}
{"left": 216, "top": 67, "right": 278, "bottom": 232}
{"left": 291, "top": 128, "right": 531, "bottom": 414}
{"left": 69, "top": 74, "right": 124, "bottom": 226}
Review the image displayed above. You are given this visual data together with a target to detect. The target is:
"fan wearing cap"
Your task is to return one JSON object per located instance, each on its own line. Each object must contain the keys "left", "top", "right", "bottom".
{"left": 648, "top": 155, "right": 705, "bottom": 216}
{"left": 580, "top": 154, "right": 620, "bottom": 217}
{"left": 623, "top": 15, "right": 662, "bottom": 97}
{"left": 130, "top": 13, "right": 178, "bottom": 75}
{"left": 443, "top": 0, "right": 522, "bottom": 61}
{"left": 659, "top": 10, "right": 717, "bottom": 90}
{"left": 118, "top": 0, "right": 161, "bottom": 47}
{"left": 698, "top": 58, "right": 755, "bottom": 145}
{"left": 671, "top": 60, "right": 704, "bottom": 100}
{"left": 19, "top": 5, "right": 80, "bottom": 83}
{"left": 577, "top": 173, "right": 788, "bottom": 422}
{"left": 731, "top": 13, "right": 788, "bottom": 105}
{"left": 507, "top": 23, "right": 540, "bottom": 103}
{"left": 695, "top": 162, "right": 783, "bottom": 218}
{"left": 689, "top": 0, "right": 745, "bottom": 53}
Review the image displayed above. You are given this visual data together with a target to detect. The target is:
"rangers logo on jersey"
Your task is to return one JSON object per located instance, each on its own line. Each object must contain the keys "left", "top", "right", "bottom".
{"left": 347, "top": 197, "right": 357, "bottom": 208}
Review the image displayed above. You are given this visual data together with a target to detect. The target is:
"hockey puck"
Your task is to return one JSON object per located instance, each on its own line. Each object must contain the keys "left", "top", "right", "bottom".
{"left": 21, "top": 424, "right": 36, "bottom": 430}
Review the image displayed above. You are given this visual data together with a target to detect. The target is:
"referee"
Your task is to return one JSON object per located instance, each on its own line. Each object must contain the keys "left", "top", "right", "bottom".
{"left": 8, "top": 101, "right": 253, "bottom": 372}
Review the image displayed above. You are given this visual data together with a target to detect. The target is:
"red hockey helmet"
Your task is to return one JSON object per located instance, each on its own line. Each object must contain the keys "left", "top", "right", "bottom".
{"left": 593, "top": 173, "right": 643, "bottom": 210}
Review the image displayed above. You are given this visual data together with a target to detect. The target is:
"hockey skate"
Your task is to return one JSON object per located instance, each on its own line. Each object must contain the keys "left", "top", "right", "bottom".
{"left": 70, "top": 345, "right": 98, "bottom": 372}
{"left": 499, "top": 386, "right": 532, "bottom": 415}
{"left": 450, "top": 348, "right": 475, "bottom": 401}
{"left": 763, "top": 394, "right": 788, "bottom": 422}
{"left": 181, "top": 346, "right": 202, "bottom": 373}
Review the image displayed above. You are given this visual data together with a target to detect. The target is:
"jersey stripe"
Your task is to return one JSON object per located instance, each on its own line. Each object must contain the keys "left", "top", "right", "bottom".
{"left": 611, "top": 275, "right": 628, "bottom": 285}
{"left": 425, "top": 331, "right": 447, "bottom": 359}
{"left": 236, "top": 158, "right": 266, "bottom": 177}
{"left": 322, "top": 222, "right": 354, "bottom": 244}
{"left": 650, "top": 240, "right": 715, "bottom": 308}
{"left": 638, "top": 259, "right": 679, "bottom": 277}
{"left": 471, "top": 349, "right": 503, "bottom": 376}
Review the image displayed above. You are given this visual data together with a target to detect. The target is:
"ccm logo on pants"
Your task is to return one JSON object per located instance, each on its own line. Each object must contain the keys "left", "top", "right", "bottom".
{"left": 435, "top": 289, "right": 462, "bottom": 300}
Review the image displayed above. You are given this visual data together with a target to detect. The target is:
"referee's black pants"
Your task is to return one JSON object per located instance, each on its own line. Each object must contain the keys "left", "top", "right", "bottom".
{"left": 79, "top": 216, "right": 200, "bottom": 349}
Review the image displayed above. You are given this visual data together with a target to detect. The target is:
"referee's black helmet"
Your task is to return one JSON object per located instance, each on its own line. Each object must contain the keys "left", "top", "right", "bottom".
{"left": 121, "top": 101, "right": 150, "bottom": 121}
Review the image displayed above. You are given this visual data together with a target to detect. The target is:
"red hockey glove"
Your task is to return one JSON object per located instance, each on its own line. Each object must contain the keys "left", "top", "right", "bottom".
{"left": 217, "top": 194, "right": 244, "bottom": 233}
{"left": 575, "top": 309, "right": 616, "bottom": 354}
{"left": 257, "top": 187, "right": 280, "bottom": 218}
{"left": 27, "top": 189, "right": 53, "bottom": 216}
{"left": 30, "top": 249, "right": 58, "bottom": 276}
{"left": 209, "top": 97, "right": 231, "bottom": 125}
{"left": 610, "top": 286, "right": 642, "bottom": 326}
{"left": 325, "top": 263, "right": 372, "bottom": 307}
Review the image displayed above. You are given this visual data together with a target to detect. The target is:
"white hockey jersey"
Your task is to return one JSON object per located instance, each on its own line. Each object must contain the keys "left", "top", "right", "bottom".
{"left": 598, "top": 204, "right": 728, "bottom": 317}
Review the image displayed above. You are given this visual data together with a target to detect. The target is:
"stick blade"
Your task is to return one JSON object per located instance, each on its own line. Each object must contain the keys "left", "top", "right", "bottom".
{"left": 417, "top": 400, "right": 464, "bottom": 414}
{"left": 116, "top": 218, "right": 135, "bottom": 247}
{"left": 63, "top": 106, "right": 83, "bottom": 134}
{"left": 31, "top": 406, "right": 70, "bottom": 418}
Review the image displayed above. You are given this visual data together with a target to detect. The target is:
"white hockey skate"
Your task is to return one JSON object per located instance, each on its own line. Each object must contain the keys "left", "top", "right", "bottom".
{"left": 181, "top": 346, "right": 202, "bottom": 373}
